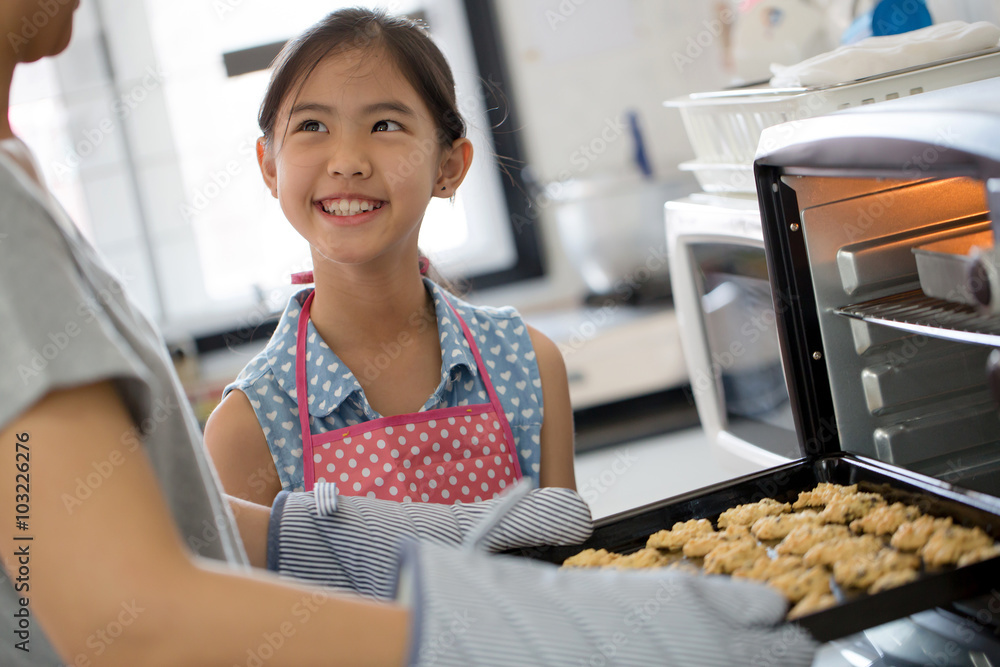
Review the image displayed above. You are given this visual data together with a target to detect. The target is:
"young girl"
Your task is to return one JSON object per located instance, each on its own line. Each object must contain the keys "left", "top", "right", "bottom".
{"left": 204, "top": 9, "right": 577, "bottom": 505}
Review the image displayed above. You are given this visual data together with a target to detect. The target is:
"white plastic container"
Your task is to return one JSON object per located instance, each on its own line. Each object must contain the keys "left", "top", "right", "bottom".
{"left": 665, "top": 48, "right": 1000, "bottom": 193}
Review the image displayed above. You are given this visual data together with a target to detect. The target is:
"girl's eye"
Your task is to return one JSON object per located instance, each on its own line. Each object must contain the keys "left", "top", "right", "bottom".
{"left": 372, "top": 120, "right": 402, "bottom": 133}
{"left": 299, "top": 120, "right": 327, "bottom": 132}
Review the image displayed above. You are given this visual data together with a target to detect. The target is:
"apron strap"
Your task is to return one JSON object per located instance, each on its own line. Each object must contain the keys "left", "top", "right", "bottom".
{"left": 297, "top": 290, "right": 317, "bottom": 489}
{"left": 442, "top": 298, "right": 524, "bottom": 480}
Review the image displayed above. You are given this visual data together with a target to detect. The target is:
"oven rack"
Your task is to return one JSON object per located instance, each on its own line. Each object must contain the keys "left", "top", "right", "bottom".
{"left": 836, "top": 290, "right": 1000, "bottom": 346}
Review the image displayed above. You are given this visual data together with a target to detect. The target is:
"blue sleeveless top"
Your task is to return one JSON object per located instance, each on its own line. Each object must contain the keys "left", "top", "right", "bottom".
{"left": 223, "top": 279, "right": 544, "bottom": 492}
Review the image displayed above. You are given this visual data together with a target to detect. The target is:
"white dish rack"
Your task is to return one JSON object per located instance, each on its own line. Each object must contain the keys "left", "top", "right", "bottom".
{"left": 665, "top": 48, "right": 1000, "bottom": 193}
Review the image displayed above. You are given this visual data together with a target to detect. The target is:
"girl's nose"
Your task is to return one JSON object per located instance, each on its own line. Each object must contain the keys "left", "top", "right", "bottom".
{"left": 326, "top": 140, "right": 372, "bottom": 179}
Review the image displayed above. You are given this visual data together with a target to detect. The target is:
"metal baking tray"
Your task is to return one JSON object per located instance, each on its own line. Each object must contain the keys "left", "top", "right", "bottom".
{"left": 913, "top": 229, "right": 994, "bottom": 306}
{"left": 512, "top": 453, "right": 1000, "bottom": 643}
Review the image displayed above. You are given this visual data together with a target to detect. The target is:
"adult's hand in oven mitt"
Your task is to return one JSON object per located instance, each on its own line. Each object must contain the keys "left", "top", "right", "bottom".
{"left": 398, "top": 541, "right": 818, "bottom": 667}
{"left": 267, "top": 482, "right": 593, "bottom": 599}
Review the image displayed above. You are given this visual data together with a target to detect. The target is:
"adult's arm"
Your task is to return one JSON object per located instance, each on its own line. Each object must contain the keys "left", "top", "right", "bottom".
{"left": 0, "top": 381, "right": 407, "bottom": 667}
{"left": 527, "top": 326, "right": 577, "bottom": 490}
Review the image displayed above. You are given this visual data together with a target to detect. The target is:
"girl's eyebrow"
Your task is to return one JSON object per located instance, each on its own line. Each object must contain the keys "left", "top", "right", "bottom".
{"left": 290, "top": 102, "right": 333, "bottom": 115}
{"left": 362, "top": 101, "right": 415, "bottom": 117}
{"left": 289, "top": 101, "right": 415, "bottom": 117}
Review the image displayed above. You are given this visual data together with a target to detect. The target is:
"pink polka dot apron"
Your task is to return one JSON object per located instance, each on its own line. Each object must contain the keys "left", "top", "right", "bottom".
{"left": 296, "top": 290, "right": 523, "bottom": 503}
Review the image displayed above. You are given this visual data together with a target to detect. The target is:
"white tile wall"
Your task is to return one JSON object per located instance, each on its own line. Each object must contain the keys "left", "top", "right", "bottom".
{"left": 494, "top": 0, "right": 733, "bottom": 185}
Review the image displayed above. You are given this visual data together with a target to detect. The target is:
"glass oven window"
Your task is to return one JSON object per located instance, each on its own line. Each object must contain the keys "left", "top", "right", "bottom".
{"left": 691, "top": 243, "right": 800, "bottom": 459}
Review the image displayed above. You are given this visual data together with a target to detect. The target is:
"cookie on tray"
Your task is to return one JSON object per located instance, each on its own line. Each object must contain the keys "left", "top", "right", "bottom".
{"left": 818, "top": 492, "right": 886, "bottom": 524}
{"left": 957, "top": 543, "right": 1000, "bottom": 568}
{"left": 787, "top": 591, "right": 837, "bottom": 620}
{"left": 792, "top": 483, "right": 859, "bottom": 509}
{"left": 682, "top": 524, "right": 750, "bottom": 558}
{"left": 921, "top": 525, "right": 994, "bottom": 568}
{"left": 850, "top": 502, "right": 923, "bottom": 536}
{"left": 733, "top": 555, "right": 805, "bottom": 582}
{"left": 734, "top": 555, "right": 805, "bottom": 581}
{"left": 775, "top": 524, "right": 852, "bottom": 556}
{"left": 767, "top": 566, "right": 831, "bottom": 603}
{"left": 612, "top": 548, "right": 671, "bottom": 569}
{"left": 891, "top": 515, "right": 953, "bottom": 552}
{"left": 703, "top": 539, "right": 766, "bottom": 575}
{"left": 646, "top": 518, "right": 714, "bottom": 551}
{"left": 717, "top": 498, "right": 791, "bottom": 528}
{"left": 832, "top": 549, "right": 921, "bottom": 589}
{"left": 751, "top": 510, "right": 822, "bottom": 540}
{"left": 803, "top": 534, "right": 885, "bottom": 568}
{"left": 562, "top": 548, "right": 620, "bottom": 568}
{"left": 868, "top": 569, "right": 920, "bottom": 594}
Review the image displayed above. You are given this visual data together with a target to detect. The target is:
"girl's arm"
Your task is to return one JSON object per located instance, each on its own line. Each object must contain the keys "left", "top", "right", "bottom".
{"left": 0, "top": 381, "right": 407, "bottom": 667}
{"left": 527, "top": 326, "right": 578, "bottom": 490}
{"left": 203, "top": 390, "right": 283, "bottom": 505}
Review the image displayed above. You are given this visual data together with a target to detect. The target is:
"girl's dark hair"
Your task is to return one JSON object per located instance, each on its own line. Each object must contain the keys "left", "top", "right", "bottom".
{"left": 258, "top": 7, "right": 466, "bottom": 148}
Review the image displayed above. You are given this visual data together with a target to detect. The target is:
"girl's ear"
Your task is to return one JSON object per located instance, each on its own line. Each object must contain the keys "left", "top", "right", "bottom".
{"left": 433, "top": 137, "right": 473, "bottom": 199}
{"left": 257, "top": 137, "right": 278, "bottom": 198}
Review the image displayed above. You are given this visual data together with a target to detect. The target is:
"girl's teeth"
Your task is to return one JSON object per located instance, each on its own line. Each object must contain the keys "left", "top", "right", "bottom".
{"left": 323, "top": 199, "right": 381, "bottom": 216}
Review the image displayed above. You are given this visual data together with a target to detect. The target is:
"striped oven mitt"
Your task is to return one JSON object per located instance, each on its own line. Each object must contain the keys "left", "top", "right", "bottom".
{"left": 396, "top": 541, "right": 819, "bottom": 667}
{"left": 267, "top": 482, "right": 593, "bottom": 599}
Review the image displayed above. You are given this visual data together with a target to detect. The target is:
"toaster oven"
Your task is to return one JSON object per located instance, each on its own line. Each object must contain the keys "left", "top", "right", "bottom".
{"left": 665, "top": 193, "right": 799, "bottom": 475}
{"left": 754, "top": 75, "right": 1000, "bottom": 499}
{"left": 519, "top": 76, "right": 1000, "bottom": 653}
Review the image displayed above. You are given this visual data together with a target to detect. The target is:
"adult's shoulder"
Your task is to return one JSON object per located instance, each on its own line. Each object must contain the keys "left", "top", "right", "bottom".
{"left": 0, "top": 158, "right": 67, "bottom": 247}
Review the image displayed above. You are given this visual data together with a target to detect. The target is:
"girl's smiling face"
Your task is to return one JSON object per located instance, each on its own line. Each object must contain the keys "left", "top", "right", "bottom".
{"left": 258, "top": 49, "right": 471, "bottom": 274}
